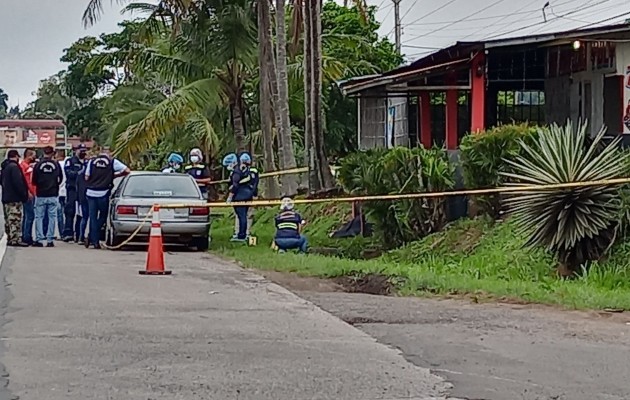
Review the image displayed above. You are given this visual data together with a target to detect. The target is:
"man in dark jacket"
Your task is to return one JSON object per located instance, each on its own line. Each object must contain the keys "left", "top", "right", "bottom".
{"left": 1, "top": 150, "right": 30, "bottom": 247}
{"left": 32, "top": 146, "right": 62, "bottom": 247}
{"left": 62, "top": 144, "right": 87, "bottom": 242}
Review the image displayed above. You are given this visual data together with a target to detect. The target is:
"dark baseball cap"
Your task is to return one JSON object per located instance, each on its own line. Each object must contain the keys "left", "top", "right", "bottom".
{"left": 76, "top": 143, "right": 87, "bottom": 151}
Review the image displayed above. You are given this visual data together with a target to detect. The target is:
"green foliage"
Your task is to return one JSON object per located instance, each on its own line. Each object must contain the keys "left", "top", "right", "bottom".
{"left": 503, "top": 121, "right": 629, "bottom": 274}
{"left": 215, "top": 208, "right": 630, "bottom": 310}
{"left": 459, "top": 123, "right": 539, "bottom": 218}
{"left": 0, "top": 88, "right": 8, "bottom": 119}
{"left": 338, "top": 147, "right": 455, "bottom": 248}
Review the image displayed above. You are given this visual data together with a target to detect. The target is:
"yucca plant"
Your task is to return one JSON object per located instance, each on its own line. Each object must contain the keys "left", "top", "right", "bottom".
{"left": 502, "top": 121, "right": 629, "bottom": 276}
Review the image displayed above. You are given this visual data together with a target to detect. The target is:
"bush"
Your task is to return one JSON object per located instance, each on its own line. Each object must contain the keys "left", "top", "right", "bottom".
{"left": 459, "top": 123, "right": 539, "bottom": 218}
{"left": 503, "top": 121, "right": 629, "bottom": 275}
{"left": 338, "top": 146, "right": 454, "bottom": 248}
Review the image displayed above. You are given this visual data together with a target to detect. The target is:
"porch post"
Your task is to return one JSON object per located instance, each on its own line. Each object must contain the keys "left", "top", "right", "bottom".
{"left": 470, "top": 52, "right": 486, "bottom": 133}
{"left": 446, "top": 73, "right": 458, "bottom": 150}
{"left": 419, "top": 92, "right": 432, "bottom": 147}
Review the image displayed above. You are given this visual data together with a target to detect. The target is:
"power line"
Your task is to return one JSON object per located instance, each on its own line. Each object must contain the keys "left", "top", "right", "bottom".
{"left": 406, "top": 0, "right": 509, "bottom": 41}
{"left": 405, "top": 0, "right": 459, "bottom": 27}
{"left": 481, "top": 0, "right": 614, "bottom": 40}
{"left": 487, "top": 0, "right": 625, "bottom": 37}
{"left": 400, "top": 0, "right": 419, "bottom": 22}
{"left": 459, "top": 0, "right": 541, "bottom": 41}
{"left": 400, "top": 0, "right": 587, "bottom": 27}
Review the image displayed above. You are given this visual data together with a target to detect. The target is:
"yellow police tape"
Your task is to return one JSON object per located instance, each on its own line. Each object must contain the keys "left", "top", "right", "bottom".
{"left": 208, "top": 166, "right": 340, "bottom": 184}
{"left": 162, "top": 176, "right": 630, "bottom": 209}
{"left": 98, "top": 177, "right": 630, "bottom": 249}
{"left": 208, "top": 167, "right": 309, "bottom": 184}
{"left": 101, "top": 205, "right": 156, "bottom": 250}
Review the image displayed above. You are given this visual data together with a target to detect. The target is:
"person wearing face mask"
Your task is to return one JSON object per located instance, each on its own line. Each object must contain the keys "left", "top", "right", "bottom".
{"left": 162, "top": 153, "right": 184, "bottom": 173}
{"left": 184, "top": 148, "right": 212, "bottom": 200}
{"left": 224, "top": 152, "right": 256, "bottom": 242}
{"left": 62, "top": 144, "right": 88, "bottom": 242}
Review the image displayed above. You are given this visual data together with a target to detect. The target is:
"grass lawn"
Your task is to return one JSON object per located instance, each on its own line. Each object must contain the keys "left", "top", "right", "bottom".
{"left": 210, "top": 203, "right": 630, "bottom": 311}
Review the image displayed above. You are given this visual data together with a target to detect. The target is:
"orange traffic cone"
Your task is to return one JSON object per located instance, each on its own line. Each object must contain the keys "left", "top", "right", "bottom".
{"left": 139, "top": 205, "right": 172, "bottom": 275}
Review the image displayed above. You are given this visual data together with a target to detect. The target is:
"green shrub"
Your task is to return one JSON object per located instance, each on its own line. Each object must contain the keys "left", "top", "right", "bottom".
{"left": 503, "top": 121, "right": 629, "bottom": 275}
{"left": 338, "top": 146, "right": 455, "bottom": 248}
{"left": 460, "top": 123, "right": 539, "bottom": 218}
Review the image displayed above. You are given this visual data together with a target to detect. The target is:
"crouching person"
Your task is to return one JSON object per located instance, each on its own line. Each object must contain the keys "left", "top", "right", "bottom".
{"left": 273, "top": 197, "right": 307, "bottom": 253}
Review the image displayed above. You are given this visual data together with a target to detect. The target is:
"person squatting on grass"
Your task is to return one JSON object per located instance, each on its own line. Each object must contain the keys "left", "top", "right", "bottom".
{"left": 273, "top": 197, "right": 308, "bottom": 253}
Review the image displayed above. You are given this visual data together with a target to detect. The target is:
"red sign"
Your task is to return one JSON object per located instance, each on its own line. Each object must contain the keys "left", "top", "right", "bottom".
{"left": 37, "top": 130, "right": 54, "bottom": 145}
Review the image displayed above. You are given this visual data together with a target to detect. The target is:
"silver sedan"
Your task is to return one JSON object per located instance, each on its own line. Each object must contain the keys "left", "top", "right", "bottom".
{"left": 106, "top": 171, "right": 211, "bottom": 250}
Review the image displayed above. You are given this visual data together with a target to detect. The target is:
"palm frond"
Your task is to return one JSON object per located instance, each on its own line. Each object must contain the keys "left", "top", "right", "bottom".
{"left": 115, "top": 78, "right": 224, "bottom": 159}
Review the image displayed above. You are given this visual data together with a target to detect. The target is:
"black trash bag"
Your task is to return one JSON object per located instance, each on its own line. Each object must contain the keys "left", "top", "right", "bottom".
{"left": 331, "top": 212, "right": 373, "bottom": 238}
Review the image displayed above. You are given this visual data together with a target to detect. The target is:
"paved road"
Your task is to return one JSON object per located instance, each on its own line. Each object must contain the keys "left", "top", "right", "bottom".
{"left": 283, "top": 283, "right": 630, "bottom": 400}
{"left": 0, "top": 244, "right": 450, "bottom": 400}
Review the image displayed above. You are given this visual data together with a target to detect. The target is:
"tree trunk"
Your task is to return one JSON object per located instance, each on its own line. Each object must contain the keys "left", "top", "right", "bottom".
{"left": 258, "top": 0, "right": 280, "bottom": 198}
{"left": 232, "top": 91, "right": 247, "bottom": 152}
{"left": 274, "top": 0, "right": 299, "bottom": 196}
{"left": 310, "top": 0, "right": 334, "bottom": 189}
{"left": 303, "top": 0, "right": 315, "bottom": 191}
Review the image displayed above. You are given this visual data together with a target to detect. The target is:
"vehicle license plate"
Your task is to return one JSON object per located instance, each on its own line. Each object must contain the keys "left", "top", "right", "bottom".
{"left": 160, "top": 208, "right": 175, "bottom": 220}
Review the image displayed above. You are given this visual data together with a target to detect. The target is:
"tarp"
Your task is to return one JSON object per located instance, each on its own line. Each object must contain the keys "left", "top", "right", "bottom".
{"left": 331, "top": 212, "right": 373, "bottom": 238}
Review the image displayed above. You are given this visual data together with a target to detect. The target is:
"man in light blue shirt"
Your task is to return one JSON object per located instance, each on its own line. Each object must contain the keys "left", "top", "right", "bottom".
{"left": 84, "top": 148, "right": 130, "bottom": 249}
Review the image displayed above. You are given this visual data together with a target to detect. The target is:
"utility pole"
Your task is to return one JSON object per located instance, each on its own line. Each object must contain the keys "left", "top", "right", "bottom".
{"left": 393, "top": 0, "right": 401, "bottom": 54}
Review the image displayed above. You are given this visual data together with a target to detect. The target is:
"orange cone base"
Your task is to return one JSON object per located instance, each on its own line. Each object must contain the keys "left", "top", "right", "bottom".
{"left": 139, "top": 270, "right": 172, "bottom": 275}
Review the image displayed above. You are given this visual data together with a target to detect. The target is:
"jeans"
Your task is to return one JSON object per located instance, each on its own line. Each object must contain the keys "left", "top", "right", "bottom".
{"left": 234, "top": 206, "right": 249, "bottom": 239}
{"left": 87, "top": 195, "right": 109, "bottom": 246}
{"left": 35, "top": 197, "right": 58, "bottom": 243}
{"left": 21, "top": 198, "right": 34, "bottom": 244}
{"left": 78, "top": 202, "right": 89, "bottom": 242}
{"left": 274, "top": 235, "right": 308, "bottom": 253}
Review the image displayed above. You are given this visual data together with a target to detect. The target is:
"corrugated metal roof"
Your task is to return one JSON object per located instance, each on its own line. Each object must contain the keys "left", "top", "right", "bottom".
{"left": 0, "top": 120, "right": 65, "bottom": 129}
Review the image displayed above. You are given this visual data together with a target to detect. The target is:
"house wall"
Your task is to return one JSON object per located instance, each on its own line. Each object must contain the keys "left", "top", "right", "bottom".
{"left": 357, "top": 96, "right": 408, "bottom": 150}
{"left": 358, "top": 97, "right": 386, "bottom": 149}
{"left": 544, "top": 76, "right": 571, "bottom": 125}
{"left": 616, "top": 42, "right": 630, "bottom": 134}
{"left": 545, "top": 42, "right": 624, "bottom": 136}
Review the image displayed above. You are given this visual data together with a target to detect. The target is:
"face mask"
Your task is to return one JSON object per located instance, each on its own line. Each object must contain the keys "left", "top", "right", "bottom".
{"left": 190, "top": 156, "right": 200, "bottom": 163}
{"left": 172, "top": 163, "right": 180, "bottom": 170}
{"left": 227, "top": 164, "right": 234, "bottom": 171}
{"left": 78, "top": 153, "right": 86, "bottom": 160}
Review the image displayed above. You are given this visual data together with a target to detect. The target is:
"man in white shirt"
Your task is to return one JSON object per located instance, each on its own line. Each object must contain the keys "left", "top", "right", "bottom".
{"left": 84, "top": 148, "right": 130, "bottom": 249}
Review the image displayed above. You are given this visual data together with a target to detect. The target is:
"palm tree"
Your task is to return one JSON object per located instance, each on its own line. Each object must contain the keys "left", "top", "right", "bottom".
{"left": 275, "top": 0, "right": 300, "bottom": 195}
{"left": 0, "top": 88, "right": 8, "bottom": 119}
{"left": 257, "top": 0, "right": 280, "bottom": 197}
{"left": 84, "top": 0, "right": 257, "bottom": 155}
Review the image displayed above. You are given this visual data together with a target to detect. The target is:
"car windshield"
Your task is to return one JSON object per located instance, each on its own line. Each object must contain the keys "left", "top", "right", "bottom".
{"left": 122, "top": 174, "right": 200, "bottom": 198}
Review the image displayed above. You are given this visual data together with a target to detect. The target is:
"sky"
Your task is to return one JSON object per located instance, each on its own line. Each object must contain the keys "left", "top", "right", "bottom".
{"left": 1, "top": 0, "right": 629, "bottom": 107}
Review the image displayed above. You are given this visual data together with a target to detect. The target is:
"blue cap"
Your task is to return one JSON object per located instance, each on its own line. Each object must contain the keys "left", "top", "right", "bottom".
{"left": 239, "top": 152, "right": 252, "bottom": 164}
{"left": 76, "top": 143, "right": 87, "bottom": 151}
{"left": 222, "top": 153, "right": 238, "bottom": 167}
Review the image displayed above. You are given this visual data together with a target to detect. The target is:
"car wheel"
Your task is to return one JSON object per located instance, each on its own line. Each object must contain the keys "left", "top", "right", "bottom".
{"left": 193, "top": 236, "right": 209, "bottom": 251}
{"left": 106, "top": 227, "right": 123, "bottom": 250}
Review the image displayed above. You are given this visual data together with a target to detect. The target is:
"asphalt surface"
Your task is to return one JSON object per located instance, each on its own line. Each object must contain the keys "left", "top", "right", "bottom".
{"left": 287, "top": 286, "right": 630, "bottom": 400}
{"left": 0, "top": 244, "right": 451, "bottom": 400}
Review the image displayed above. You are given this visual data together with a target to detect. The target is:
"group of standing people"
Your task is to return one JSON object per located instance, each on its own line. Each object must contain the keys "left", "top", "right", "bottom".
{"left": 1, "top": 145, "right": 130, "bottom": 249}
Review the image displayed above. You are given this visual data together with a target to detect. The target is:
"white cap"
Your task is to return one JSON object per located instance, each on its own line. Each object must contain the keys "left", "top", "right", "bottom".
{"left": 280, "top": 197, "right": 294, "bottom": 211}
